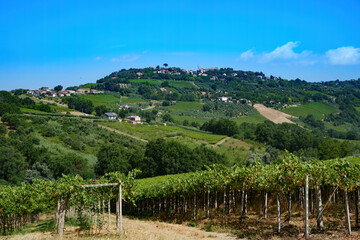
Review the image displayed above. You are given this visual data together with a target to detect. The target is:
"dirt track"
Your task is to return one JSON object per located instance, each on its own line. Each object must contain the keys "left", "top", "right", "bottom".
{"left": 254, "top": 104, "right": 296, "bottom": 124}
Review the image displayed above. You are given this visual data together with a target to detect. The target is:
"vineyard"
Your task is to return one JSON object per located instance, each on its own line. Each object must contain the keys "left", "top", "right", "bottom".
{"left": 2, "top": 154, "right": 360, "bottom": 238}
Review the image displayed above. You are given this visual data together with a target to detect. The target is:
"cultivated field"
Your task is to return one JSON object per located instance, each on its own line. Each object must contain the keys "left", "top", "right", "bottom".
{"left": 232, "top": 113, "right": 268, "bottom": 124}
{"left": 79, "top": 94, "right": 120, "bottom": 107}
{"left": 99, "top": 122, "right": 226, "bottom": 144}
{"left": 282, "top": 102, "right": 338, "bottom": 120}
{"left": 120, "top": 96, "right": 147, "bottom": 103}
{"left": 166, "top": 102, "right": 203, "bottom": 112}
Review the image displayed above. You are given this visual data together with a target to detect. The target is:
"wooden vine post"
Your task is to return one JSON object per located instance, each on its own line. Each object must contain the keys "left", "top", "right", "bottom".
{"left": 344, "top": 187, "right": 351, "bottom": 235}
{"left": 304, "top": 174, "right": 309, "bottom": 240}
{"left": 81, "top": 182, "right": 123, "bottom": 235}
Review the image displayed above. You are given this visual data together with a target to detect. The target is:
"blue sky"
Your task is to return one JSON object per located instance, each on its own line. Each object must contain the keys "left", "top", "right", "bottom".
{"left": 1, "top": 0, "right": 360, "bottom": 90}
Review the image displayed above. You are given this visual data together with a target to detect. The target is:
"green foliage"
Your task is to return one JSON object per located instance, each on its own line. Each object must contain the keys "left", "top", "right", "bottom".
{"left": 0, "top": 125, "right": 7, "bottom": 135}
{"left": 201, "top": 118, "right": 239, "bottom": 136}
{"left": 162, "top": 113, "right": 174, "bottom": 122}
{"left": 0, "top": 146, "right": 27, "bottom": 184}
{"left": 94, "top": 105, "right": 109, "bottom": 116}
{"left": 54, "top": 85, "right": 63, "bottom": 91}
{"left": 318, "top": 140, "right": 354, "bottom": 160}
{"left": 0, "top": 103, "right": 20, "bottom": 116}
{"left": 95, "top": 143, "right": 143, "bottom": 176}
{"left": 25, "top": 162, "right": 54, "bottom": 184}
{"left": 1, "top": 113, "right": 21, "bottom": 129}
{"left": 142, "top": 139, "right": 225, "bottom": 177}
{"left": 62, "top": 96, "right": 94, "bottom": 114}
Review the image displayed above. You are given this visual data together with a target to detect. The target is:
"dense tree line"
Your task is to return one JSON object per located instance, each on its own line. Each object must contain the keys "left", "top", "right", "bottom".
{"left": 95, "top": 138, "right": 226, "bottom": 178}
{"left": 61, "top": 96, "right": 94, "bottom": 114}
{"left": 201, "top": 118, "right": 356, "bottom": 160}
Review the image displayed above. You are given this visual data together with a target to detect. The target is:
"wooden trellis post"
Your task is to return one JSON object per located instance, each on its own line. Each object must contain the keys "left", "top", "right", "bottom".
{"left": 304, "top": 174, "right": 309, "bottom": 240}
{"left": 81, "top": 182, "right": 123, "bottom": 234}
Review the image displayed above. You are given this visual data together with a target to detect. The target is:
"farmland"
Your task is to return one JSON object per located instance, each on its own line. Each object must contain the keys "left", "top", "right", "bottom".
{"left": 99, "top": 122, "right": 226, "bottom": 144}
{"left": 166, "top": 101, "right": 203, "bottom": 112}
{"left": 79, "top": 94, "right": 120, "bottom": 107}
{"left": 120, "top": 96, "right": 147, "bottom": 103}
{"left": 232, "top": 113, "right": 268, "bottom": 124}
{"left": 282, "top": 102, "right": 338, "bottom": 120}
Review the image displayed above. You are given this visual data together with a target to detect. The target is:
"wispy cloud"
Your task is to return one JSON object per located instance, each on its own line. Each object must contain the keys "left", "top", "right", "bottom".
{"left": 95, "top": 56, "right": 103, "bottom": 60}
{"left": 236, "top": 49, "right": 255, "bottom": 61}
{"left": 326, "top": 46, "right": 360, "bottom": 65}
{"left": 111, "top": 53, "right": 142, "bottom": 63}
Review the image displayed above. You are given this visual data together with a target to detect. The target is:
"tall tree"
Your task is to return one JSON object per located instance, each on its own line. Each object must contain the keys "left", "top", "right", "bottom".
{"left": 54, "top": 85, "right": 63, "bottom": 91}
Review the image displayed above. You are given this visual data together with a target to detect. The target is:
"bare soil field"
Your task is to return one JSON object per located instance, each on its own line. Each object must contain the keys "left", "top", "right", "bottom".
{"left": 254, "top": 104, "right": 296, "bottom": 124}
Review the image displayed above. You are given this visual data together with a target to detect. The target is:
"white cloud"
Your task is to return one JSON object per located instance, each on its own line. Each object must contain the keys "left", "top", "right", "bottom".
{"left": 236, "top": 49, "right": 255, "bottom": 61}
{"left": 326, "top": 46, "right": 360, "bottom": 65}
{"left": 95, "top": 56, "right": 103, "bottom": 60}
{"left": 261, "top": 41, "right": 309, "bottom": 62}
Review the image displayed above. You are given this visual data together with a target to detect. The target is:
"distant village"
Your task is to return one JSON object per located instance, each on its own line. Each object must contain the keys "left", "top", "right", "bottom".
{"left": 27, "top": 87, "right": 104, "bottom": 98}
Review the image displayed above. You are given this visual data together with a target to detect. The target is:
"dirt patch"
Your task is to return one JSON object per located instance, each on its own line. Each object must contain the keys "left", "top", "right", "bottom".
{"left": 254, "top": 104, "right": 296, "bottom": 124}
{"left": 7, "top": 216, "right": 237, "bottom": 240}
{"left": 213, "top": 136, "right": 231, "bottom": 147}
{"left": 60, "top": 111, "right": 90, "bottom": 116}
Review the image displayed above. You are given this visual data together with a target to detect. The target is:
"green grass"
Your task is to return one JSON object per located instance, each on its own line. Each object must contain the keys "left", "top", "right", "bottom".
{"left": 166, "top": 101, "right": 203, "bottom": 112}
{"left": 99, "top": 122, "right": 226, "bottom": 144}
{"left": 120, "top": 96, "right": 147, "bottom": 103}
{"left": 232, "top": 113, "right": 267, "bottom": 124}
{"left": 20, "top": 107, "right": 45, "bottom": 113}
{"left": 79, "top": 94, "right": 119, "bottom": 107}
{"left": 282, "top": 102, "right": 338, "bottom": 120}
